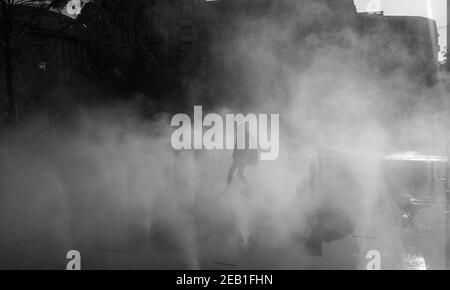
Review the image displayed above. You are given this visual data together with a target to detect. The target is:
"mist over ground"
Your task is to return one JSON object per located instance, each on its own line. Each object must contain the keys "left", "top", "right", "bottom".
{"left": 0, "top": 0, "right": 448, "bottom": 269}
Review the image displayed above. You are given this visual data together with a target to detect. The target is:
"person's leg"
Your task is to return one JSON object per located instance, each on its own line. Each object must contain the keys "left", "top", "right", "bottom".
{"left": 237, "top": 165, "right": 251, "bottom": 189}
{"left": 237, "top": 166, "right": 247, "bottom": 184}
{"left": 237, "top": 166, "right": 252, "bottom": 197}
{"left": 227, "top": 161, "right": 238, "bottom": 185}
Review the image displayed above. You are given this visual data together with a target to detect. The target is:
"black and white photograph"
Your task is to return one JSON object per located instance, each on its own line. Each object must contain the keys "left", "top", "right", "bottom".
{"left": 0, "top": 0, "right": 449, "bottom": 274}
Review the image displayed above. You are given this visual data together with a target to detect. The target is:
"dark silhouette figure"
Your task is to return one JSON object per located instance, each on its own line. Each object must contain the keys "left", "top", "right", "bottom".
{"left": 226, "top": 127, "right": 258, "bottom": 190}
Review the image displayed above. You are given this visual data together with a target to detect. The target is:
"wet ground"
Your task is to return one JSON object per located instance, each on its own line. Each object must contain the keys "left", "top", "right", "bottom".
{"left": 1, "top": 210, "right": 444, "bottom": 270}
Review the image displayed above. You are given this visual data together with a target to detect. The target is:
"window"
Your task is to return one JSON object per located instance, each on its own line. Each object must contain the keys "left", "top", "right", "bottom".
{"left": 199, "top": 28, "right": 211, "bottom": 41}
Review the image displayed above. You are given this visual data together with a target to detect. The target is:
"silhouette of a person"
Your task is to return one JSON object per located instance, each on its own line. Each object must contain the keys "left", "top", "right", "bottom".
{"left": 227, "top": 126, "right": 258, "bottom": 189}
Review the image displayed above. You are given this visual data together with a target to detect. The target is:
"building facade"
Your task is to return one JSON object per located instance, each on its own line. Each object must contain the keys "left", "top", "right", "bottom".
{"left": 1, "top": 4, "right": 88, "bottom": 118}
{"left": 78, "top": 0, "right": 439, "bottom": 84}
{"left": 357, "top": 12, "right": 439, "bottom": 85}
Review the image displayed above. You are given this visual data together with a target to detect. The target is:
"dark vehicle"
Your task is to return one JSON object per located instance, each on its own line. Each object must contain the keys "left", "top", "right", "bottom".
{"left": 306, "top": 151, "right": 448, "bottom": 269}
